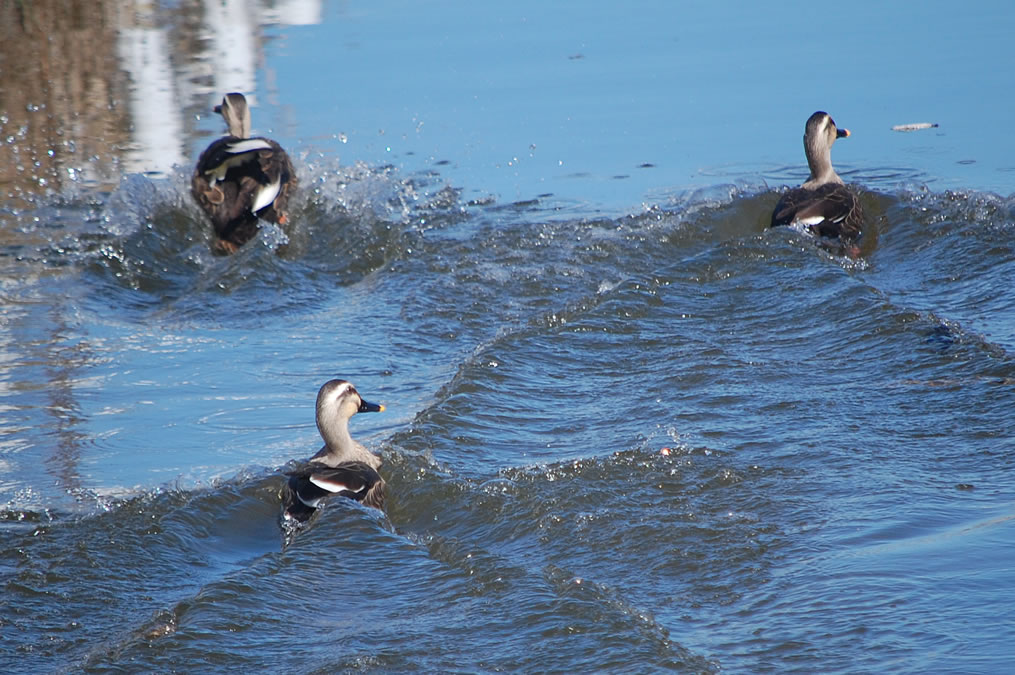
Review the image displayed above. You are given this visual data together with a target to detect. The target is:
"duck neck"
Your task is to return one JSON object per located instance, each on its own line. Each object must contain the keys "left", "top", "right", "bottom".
{"left": 224, "top": 103, "right": 251, "bottom": 139}
{"left": 316, "top": 419, "right": 357, "bottom": 463}
{"left": 804, "top": 140, "right": 842, "bottom": 187}
{"left": 228, "top": 114, "right": 250, "bottom": 140}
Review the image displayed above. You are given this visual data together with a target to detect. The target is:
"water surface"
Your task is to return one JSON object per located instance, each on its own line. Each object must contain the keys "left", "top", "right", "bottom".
{"left": 2, "top": 1, "right": 1014, "bottom": 672}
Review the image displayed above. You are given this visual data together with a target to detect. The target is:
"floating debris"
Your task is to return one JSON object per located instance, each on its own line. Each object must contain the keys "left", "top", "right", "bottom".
{"left": 892, "top": 122, "right": 939, "bottom": 132}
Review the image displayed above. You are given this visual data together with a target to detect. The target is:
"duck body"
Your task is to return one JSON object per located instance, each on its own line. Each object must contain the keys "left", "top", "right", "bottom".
{"left": 283, "top": 461, "right": 384, "bottom": 522}
{"left": 771, "top": 111, "right": 863, "bottom": 240}
{"left": 772, "top": 182, "right": 863, "bottom": 239}
{"left": 282, "top": 379, "right": 386, "bottom": 523}
{"left": 192, "top": 93, "right": 296, "bottom": 254}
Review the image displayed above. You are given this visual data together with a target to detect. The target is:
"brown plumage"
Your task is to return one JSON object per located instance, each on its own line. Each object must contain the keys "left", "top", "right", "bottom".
{"left": 771, "top": 111, "right": 864, "bottom": 240}
{"left": 192, "top": 93, "right": 297, "bottom": 254}
{"left": 282, "top": 380, "right": 386, "bottom": 523}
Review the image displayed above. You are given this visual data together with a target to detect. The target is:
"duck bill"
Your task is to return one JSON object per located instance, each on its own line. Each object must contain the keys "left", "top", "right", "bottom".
{"left": 358, "top": 399, "right": 385, "bottom": 413}
{"left": 837, "top": 128, "right": 851, "bottom": 138}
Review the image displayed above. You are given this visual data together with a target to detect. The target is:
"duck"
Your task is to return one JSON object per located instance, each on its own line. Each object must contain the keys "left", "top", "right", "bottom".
{"left": 282, "top": 379, "right": 386, "bottom": 523}
{"left": 191, "top": 93, "right": 297, "bottom": 254}
{"left": 771, "top": 111, "right": 864, "bottom": 240}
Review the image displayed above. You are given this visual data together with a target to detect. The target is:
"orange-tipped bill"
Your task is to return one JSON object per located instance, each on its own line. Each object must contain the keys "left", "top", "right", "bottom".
{"left": 359, "top": 399, "right": 385, "bottom": 413}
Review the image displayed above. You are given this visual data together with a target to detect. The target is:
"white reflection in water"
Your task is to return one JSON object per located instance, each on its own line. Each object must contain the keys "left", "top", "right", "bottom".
{"left": 262, "top": 0, "right": 322, "bottom": 26}
{"left": 202, "top": 0, "right": 258, "bottom": 97}
{"left": 114, "top": 0, "right": 322, "bottom": 176}
{"left": 117, "top": 24, "right": 185, "bottom": 175}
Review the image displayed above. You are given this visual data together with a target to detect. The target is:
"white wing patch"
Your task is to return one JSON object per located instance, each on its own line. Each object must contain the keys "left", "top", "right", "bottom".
{"left": 309, "top": 475, "right": 366, "bottom": 494}
{"left": 794, "top": 215, "right": 826, "bottom": 227}
{"left": 225, "top": 139, "right": 273, "bottom": 154}
{"left": 296, "top": 493, "right": 323, "bottom": 508}
{"left": 251, "top": 177, "right": 281, "bottom": 214}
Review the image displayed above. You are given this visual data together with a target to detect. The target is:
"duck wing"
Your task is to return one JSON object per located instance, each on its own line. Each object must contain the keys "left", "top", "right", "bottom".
{"left": 195, "top": 138, "right": 275, "bottom": 183}
{"left": 250, "top": 139, "right": 296, "bottom": 224}
{"left": 283, "top": 461, "right": 385, "bottom": 521}
{"left": 771, "top": 183, "right": 863, "bottom": 239}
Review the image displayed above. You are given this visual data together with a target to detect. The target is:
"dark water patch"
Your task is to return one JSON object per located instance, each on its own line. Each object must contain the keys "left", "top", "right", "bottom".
{"left": 863, "top": 188, "right": 1015, "bottom": 351}
{"left": 68, "top": 477, "right": 716, "bottom": 672}
{"left": 385, "top": 184, "right": 790, "bottom": 382}
{"left": 737, "top": 504, "right": 1015, "bottom": 672}
{"left": 0, "top": 477, "right": 285, "bottom": 671}
{"left": 382, "top": 187, "right": 934, "bottom": 481}
{"left": 74, "top": 500, "right": 398, "bottom": 671}
{"left": 381, "top": 436, "right": 781, "bottom": 670}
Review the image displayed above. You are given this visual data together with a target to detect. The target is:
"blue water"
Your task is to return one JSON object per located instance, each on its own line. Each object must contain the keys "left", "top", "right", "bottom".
{"left": 269, "top": 0, "right": 1015, "bottom": 206}
{"left": 2, "top": 1, "right": 1014, "bottom": 672}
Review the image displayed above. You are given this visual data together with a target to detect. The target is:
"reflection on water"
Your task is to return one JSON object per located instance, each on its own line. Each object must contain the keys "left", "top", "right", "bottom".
{"left": 0, "top": 0, "right": 321, "bottom": 202}
{"left": 117, "top": 9, "right": 186, "bottom": 176}
{"left": 0, "top": 2, "right": 127, "bottom": 200}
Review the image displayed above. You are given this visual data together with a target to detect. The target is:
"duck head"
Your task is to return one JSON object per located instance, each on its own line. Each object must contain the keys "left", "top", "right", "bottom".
{"left": 214, "top": 93, "right": 252, "bottom": 139}
{"left": 803, "top": 110, "right": 850, "bottom": 186}
{"left": 315, "top": 379, "right": 384, "bottom": 446}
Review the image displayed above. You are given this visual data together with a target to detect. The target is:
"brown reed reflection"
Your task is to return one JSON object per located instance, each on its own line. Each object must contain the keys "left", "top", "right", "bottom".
{"left": 0, "top": 1, "right": 128, "bottom": 203}
{"left": 0, "top": 0, "right": 320, "bottom": 207}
